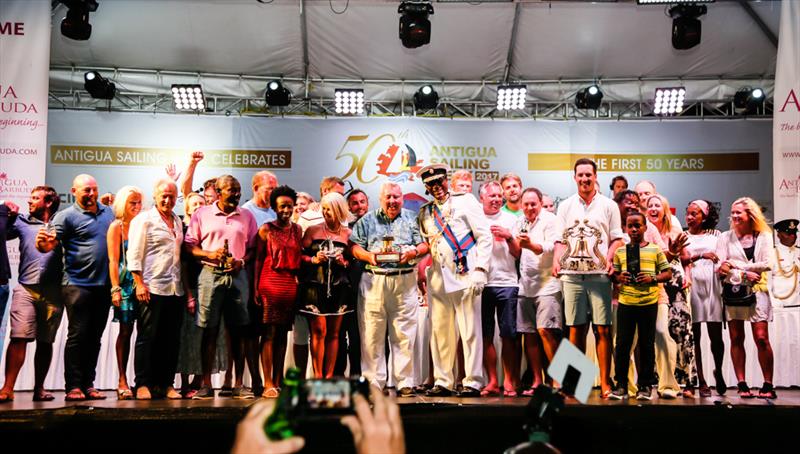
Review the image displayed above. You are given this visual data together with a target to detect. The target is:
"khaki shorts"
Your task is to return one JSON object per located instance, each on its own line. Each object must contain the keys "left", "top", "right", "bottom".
{"left": 561, "top": 275, "right": 612, "bottom": 326}
{"left": 9, "top": 284, "right": 64, "bottom": 343}
{"left": 517, "top": 293, "right": 563, "bottom": 333}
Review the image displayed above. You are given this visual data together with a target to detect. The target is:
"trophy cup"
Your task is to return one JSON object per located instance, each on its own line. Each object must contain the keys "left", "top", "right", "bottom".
{"left": 375, "top": 235, "right": 401, "bottom": 264}
{"left": 558, "top": 219, "right": 607, "bottom": 275}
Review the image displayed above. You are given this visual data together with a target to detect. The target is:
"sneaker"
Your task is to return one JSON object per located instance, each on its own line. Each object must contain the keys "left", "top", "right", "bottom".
{"left": 608, "top": 386, "right": 628, "bottom": 400}
{"left": 192, "top": 386, "right": 215, "bottom": 400}
{"left": 635, "top": 386, "right": 653, "bottom": 401}
{"left": 660, "top": 389, "right": 678, "bottom": 400}
{"left": 232, "top": 387, "right": 255, "bottom": 400}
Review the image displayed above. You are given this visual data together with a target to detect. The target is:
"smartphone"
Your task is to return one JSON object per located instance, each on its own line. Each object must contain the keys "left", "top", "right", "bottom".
{"left": 626, "top": 243, "right": 641, "bottom": 276}
{"left": 302, "top": 376, "right": 370, "bottom": 413}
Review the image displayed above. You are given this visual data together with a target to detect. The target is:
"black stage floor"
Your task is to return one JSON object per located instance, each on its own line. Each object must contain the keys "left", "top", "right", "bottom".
{"left": 2, "top": 389, "right": 799, "bottom": 453}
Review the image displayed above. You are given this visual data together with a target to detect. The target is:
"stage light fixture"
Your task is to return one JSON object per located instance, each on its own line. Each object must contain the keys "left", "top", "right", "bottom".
{"left": 669, "top": 4, "right": 707, "bottom": 50}
{"left": 653, "top": 87, "right": 686, "bottom": 116}
{"left": 334, "top": 89, "right": 365, "bottom": 115}
{"left": 413, "top": 85, "right": 439, "bottom": 110}
{"left": 496, "top": 84, "right": 526, "bottom": 111}
{"left": 398, "top": 1, "right": 434, "bottom": 49}
{"left": 171, "top": 84, "right": 206, "bottom": 112}
{"left": 83, "top": 71, "right": 115, "bottom": 99}
{"left": 575, "top": 85, "right": 604, "bottom": 110}
{"left": 59, "top": 0, "right": 99, "bottom": 41}
{"left": 265, "top": 80, "right": 291, "bottom": 107}
{"left": 733, "top": 87, "right": 765, "bottom": 114}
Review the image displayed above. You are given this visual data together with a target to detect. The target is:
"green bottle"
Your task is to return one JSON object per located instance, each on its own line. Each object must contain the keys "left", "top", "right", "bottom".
{"left": 264, "top": 368, "right": 302, "bottom": 440}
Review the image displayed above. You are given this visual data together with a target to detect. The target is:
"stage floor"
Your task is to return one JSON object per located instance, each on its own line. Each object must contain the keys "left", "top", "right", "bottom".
{"left": 1, "top": 389, "right": 798, "bottom": 453}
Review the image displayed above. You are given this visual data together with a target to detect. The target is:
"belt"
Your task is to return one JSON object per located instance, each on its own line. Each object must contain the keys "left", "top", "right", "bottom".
{"left": 368, "top": 268, "right": 414, "bottom": 276}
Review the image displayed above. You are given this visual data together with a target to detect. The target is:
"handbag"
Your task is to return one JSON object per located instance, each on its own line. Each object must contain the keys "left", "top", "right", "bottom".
{"left": 721, "top": 270, "right": 755, "bottom": 307}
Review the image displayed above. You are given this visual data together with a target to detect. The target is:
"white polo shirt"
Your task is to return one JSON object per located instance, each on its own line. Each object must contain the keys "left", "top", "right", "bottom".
{"left": 515, "top": 210, "right": 561, "bottom": 297}
{"left": 485, "top": 210, "right": 519, "bottom": 287}
{"left": 555, "top": 190, "right": 623, "bottom": 272}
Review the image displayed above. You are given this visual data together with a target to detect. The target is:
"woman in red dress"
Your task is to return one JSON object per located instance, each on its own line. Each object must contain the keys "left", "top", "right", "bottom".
{"left": 255, "top": 186, "right": 303, "bottom": 398}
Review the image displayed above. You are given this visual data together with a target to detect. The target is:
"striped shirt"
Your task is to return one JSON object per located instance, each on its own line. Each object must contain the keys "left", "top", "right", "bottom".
{"left": 613, "top": 242, "right": 670, "bottom": 306}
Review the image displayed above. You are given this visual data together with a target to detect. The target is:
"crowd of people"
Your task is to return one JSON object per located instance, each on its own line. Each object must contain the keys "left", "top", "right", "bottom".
{"left": 0, "top": 153, "right": 797, "bottom": 403}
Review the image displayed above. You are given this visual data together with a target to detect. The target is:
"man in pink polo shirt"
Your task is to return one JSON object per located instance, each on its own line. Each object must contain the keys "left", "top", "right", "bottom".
{"left": 185, "top": 175, "right": 258, "bottom": 399}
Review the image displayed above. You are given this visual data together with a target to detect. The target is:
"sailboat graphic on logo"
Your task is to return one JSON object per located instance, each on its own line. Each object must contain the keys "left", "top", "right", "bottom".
{"left": 377, "top": 142, "right": 424, "bottom": 181}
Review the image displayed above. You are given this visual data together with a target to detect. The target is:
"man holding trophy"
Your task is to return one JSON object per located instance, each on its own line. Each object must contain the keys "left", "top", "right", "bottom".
{"left": 417, "top": 164, "right": 493, "bottom": 397}
{"left": 350, "top": 182, "right": 429, "bottom": 397}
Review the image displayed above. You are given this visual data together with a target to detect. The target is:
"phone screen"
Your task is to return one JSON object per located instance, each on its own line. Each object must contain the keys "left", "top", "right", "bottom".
{"left": 626, "top": 243, "right": 641, "bottom": 276}
{"left": 304, "top": 379, "right": 352, "bottom": 409}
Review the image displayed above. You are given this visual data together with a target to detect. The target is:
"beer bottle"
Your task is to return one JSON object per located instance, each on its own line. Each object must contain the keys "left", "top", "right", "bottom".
{"left": 264, "top": 368, "right": 302, "bottom": 440}
{"left": 217, "top": 239, "right": 230, "bottom": 271}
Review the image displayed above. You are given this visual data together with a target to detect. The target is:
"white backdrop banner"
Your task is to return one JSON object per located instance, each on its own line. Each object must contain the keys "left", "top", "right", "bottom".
{"left": 773, "top": 0, "right": 800, "bottom": 223}
{"left": 0, "top": 0, "right": 51, "bottom": 355}
{"left": 45, "top": 112, "right": 773, "bottom": 221}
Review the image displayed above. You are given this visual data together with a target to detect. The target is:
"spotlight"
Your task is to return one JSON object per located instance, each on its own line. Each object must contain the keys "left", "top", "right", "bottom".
{"left": 334, "top": 89, "right": 365, "bottom": 116}
{"left": 265, "top": 80, "right": 291, "bottom": 107}
{"left": 575, "top": 85, "right": 603, "bottom": 110}
{"left": 59, "top": 1, "right": 99, "bottom": 41}
{"left": 653, "top": 87, "right": 686, "bottom": 116}
{"left": 413, "top": 85, "right": 439, "bottom": 110}
{"left": 733, "top": 87, "right": 765, "bottom": 114}
{"left": 496, "top": 84, "right": 526, "bottom": 111}
{"left": 171, "top": 84, "right": 206, "bottom": 112}
{"left": 398, "top": 1, "right": 434, "bottom": 49}
{"left": 83, "top": 71, "right": 115, "bottom": 99}
{"left": 669, "top": 4, "right": 707, "bottom": 50}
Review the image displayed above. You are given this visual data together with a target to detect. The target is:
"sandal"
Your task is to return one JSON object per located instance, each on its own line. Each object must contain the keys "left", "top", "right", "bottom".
{"left": 33, "top": 389, "right": 55, "bottom": 402}
{"left": 503, "top": 389, "right": 518, "bottom": 398}
{"left": 521, "top": 388, "right": 536, "bottom": 397}
{"left": 758, "top": 382, "right": 777, "bottom": 400}
{"left": 65, "top": 388, "right": 86, "bottom": 401}
{"left": 165, "top": 386, "right": 182, "bottom": 400}
{"left": 0, "top": 390, "right": 13, "bottom": 403}
{"left": 737, "top": 381, "right": 754, "bottom": 399}
{"left": 713, "top": 369, "right": 727, "bottom": 396}
{"left": 183, "top": 388, "right": 198, "bottom": 399}
{"left": 698, "top": 384, "right": 712, "bottom": 398}
{"left": 117, "top": 388, "right": 134, "bottom": 401}
{"left": 261, "top": 387, "right": 280, "bottom": 398}
{"left": 136, "top": 386, "right": 152, "bottom": 400}
{"left": 480, "top": 386, "right": 500, "bottom": 397}
{"left": 85, "top": 388, "right": 107, "bottom": 400}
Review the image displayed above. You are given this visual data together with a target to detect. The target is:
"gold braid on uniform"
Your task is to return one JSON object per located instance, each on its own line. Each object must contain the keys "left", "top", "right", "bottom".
{"left": 772, "top": 246, "right": 799, "bottom": 300}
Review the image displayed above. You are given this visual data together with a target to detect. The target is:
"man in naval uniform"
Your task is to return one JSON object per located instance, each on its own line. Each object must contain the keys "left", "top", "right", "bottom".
{"left": 417, "top": 163, "right": 493, "bottom": 397}
{"left": 770, "top": 219, "right": 799, "bottom": 308}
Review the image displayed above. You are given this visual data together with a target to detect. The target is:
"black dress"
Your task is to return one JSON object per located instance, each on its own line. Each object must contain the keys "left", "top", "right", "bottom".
{"left": 298, "top": 239, "right": 353, "bottom": 316}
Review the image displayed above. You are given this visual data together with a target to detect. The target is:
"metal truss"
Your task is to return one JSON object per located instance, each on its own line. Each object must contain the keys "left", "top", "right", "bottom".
{"left": 48, "top": 89, "right": 773, "bottom": 120}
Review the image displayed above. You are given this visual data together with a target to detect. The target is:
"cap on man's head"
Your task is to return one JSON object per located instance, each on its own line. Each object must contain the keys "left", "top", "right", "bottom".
{"left": 775, "top": 219, "right": 799, "bottom": 234}
{"left": 416, "top": 163, "right": 450, "bottom": 185}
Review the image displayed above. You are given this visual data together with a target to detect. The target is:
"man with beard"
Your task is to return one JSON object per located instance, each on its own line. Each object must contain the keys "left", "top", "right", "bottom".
{"left": 478, "top": 181, "right": 521, "bottom": 396}
{"left": 500, "top": 173, "right": 523, "bottom": 217}
{"left": 553, "top": 159, "right": 623, "bottom": 398}
{"left": 185, "top": 175, "right": 258, "bottom": 399}
{"left": 0, "top": 187, "right": 62, "bottom": 403}
{"left": 351, "top": 182, "right": 428, "bottom": 396}
{"left": 36, "top": 174, "right": 115, "bottom": 401}
{"left": 417, "top": 164, "right": 492, "bottom": 397}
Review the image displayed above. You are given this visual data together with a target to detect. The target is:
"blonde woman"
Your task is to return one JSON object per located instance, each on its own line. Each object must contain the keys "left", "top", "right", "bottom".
{"left": 299, "top": 192, "right": 354, "bottom": 378}
{"left": 292, "top": 192, "right": 315, "bottom": 223}
{"left": 716, "top": 197, "right": 776, "bottom": 399}
{"left": 646, "top": 194, "right": 695, "bottom": 398}
{"left": 107, "top": 185, "right": 143, "bottom": 400}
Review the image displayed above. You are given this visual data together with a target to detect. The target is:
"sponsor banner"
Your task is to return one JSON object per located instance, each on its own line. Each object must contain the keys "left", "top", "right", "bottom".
{"left": 773, "top": 0, "right": 800, "bottom": 222}
{"left": 528, "top": 152, "right": 760, "bottom": 172}
{"left": 0, "top": 0, "right": 51, "bottom": 369}
{"left": 51, "top": 145, "right": 292, "bottom": 169}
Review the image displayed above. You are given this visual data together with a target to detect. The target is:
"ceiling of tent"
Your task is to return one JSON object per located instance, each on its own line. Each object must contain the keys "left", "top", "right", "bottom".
{"left": 50, "top": 0, "right": 781, "bottom": 82}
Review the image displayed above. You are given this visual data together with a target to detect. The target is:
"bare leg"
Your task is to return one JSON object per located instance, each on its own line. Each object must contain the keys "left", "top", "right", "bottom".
{"left": 523, "top": 332, "right": 544, "bottom": 388}
{"left": 260, "top": 325, "right": 277, "bottom": 390}
{"left": 483, "top": 338, "right": 500, "bottom": 392}
{"left": 569, "top": 324, "right": 588, "bottom": 353}
{"left": 309, "top": 316, "right": 327, "bottom": 379}
{"left": 692, "top": 323, "right": 707, "bottom": 386}
{"left": 229, "top": 329, "right": 246, "bottom": 388}
{"left": 33, "top": 341, "right": 54, "bottom": 393}
{"left": 273, "top": 326, "right": 289, "bottom": 386}
{"left": 244, "top": 332, "right": 262, "bottom": 393}
{"left": 751, "top": 322, "right": 774, "bottom": 383}
{"left": 728, "top": 320, "right": 746, "bottom": 383}
{"left": 499, "top": 337, "right": 519, "bottom": 391}
{"left": 294, "top": 344, "right": 309, "bottom": 379}
{"left": 324, "top": 315, "right": 343, "bottom": 378}
{"left": 116, "top": 323, "right": 134, "bottom": 390}
{"left": 595, "top": 325, "right": 613, "bottom": 393}
{"left": 0, "top": 339, "right": 30, "bottom": 398}
{"left": 707, "top": 322, "right": 725, "bottom": 375}
{"left": 223, "top": 328, "right": 233, "bottom": 389}
{"left": 201, "top": 325, "right": 221, "bottom": 387}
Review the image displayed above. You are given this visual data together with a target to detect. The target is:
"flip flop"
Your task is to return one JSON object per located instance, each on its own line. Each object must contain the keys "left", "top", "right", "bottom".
{"left": 85, "top": 388, "right": 107, "bottom": 400}
{"left": 261, "top": 387, "right": 280, "bottom": 398}
{"left": 0, "top": 391, "right": 13, "bottom": 403}
{"left": 480, "top": 386, "right": 500, "bottom": 397}
{"left": 33, "top": 390, "right": 55, "bottom": 402}
{"left": 503, "top": 389, "right": 518, "bottom": 397}
{"left": 117, "top": 388, "right": 134, "bottom": 401}
{"left": 65, "top": 389, "right": 86, "bottom": 401}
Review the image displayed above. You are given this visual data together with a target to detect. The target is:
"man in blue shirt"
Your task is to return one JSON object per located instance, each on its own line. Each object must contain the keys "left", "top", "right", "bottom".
{"left": 0, "top": 187, "right": 62, "bottom": 403}
{"left": 351, "top": 182, "right": 428, "bottom": 397}
{"left": 37, "top": 174, "right": 114, "bottom": 401}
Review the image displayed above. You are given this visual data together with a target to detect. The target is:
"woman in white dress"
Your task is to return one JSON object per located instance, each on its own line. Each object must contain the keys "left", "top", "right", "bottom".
{"left": 684, "top": 200, "right": 724, "bottom": 397}
{"left": 716, "top": 197, "right": 776, "bottom": 399}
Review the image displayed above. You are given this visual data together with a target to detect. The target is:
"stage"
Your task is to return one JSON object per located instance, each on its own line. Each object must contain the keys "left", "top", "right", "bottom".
{"left": 1, "top": 389, "right": 797, "bottom": 453}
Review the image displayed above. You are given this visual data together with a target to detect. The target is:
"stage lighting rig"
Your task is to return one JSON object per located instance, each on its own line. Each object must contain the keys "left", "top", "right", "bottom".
{"left": 497, "top": 84, "right": 526, "bottom": 111}
{"left": 83, "top": 71, "right": 115, "bottom": 100}
{"left": 335, "top": 89, "right": 365, "bottom": 115}
{"left": 733, "top": 87, "right": 765, "bottom": 114}
{"left": 653, "top": 87, "right": 686, "bottom": 116}
{"left": 58, "top": 0, "right": 99, "bottom": 41}
{"left": 398, "top": 2, "right": 434, "bottom": 49}
{"left": 265, "top": 80, "right": 292, "bottom": 107}
{"left": 171, "top": 85, "right": 206, "bottom": 112}
{"left": 414, "top": 85, "right": 439, "bottom": 110}
{"left": 669, "top": 3, "right": 707, "bottom": 50}
{"left": 575, "top": 85, "right": 603, "bottom": 110}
